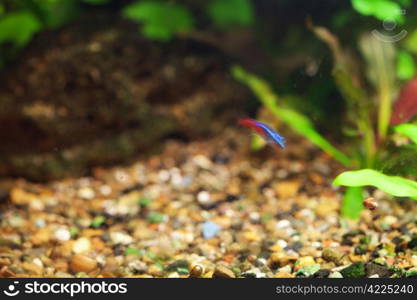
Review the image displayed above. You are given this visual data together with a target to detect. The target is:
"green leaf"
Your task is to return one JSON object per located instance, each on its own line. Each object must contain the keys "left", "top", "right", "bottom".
{"left": 394, "top": 123, "right": 417, "bottom": 145}
{"left": 122, "top": 0, "right": 194, "bottom": 41}
{"left": 232, "top": 66, "right": 351, "bottom": 166}
{"left": 351, "top": 0, "right": 405, "bottom": 23}
{"left": 397, "top": 51, "right": 416, "bottom": 80}
{"left": 33, "top": 0, "right": 80, "bottom": 29}
{"left": 0, "top": 11, "right": 41, "bottom": 48}
{"left": 359, "top": 33, "right": 396, "bottom": 140}
{"left": 405, "top": 30, "right": 417, "bottom": 54}
{"left": 341, "top": 186, "right": 364, "bottom": 220}
{"left": 207, "top": 0, "right": 254, "bottom": 28}
{"left": 333, "top": 169, "right": 417, "bottom": 199}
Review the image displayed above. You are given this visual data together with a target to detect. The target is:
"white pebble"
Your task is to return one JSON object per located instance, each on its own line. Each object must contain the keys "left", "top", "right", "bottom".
{"left": 249, "top": 212, "right": 260, "bottom": 222}
{"left": 72, "top": 237, "right": 91, "bottom": 254}
{"left": 277, "top": 239, "right": 288, "bottom": 248}
{"left": 78, "top": 187, "right": 95, "bottom": 200}
{"left": 54, "top": 228, "right": 71, "bottom": 242}
{"left": 197, "top": 191, "right": 211, "bottom": 204}
{"left": 33, "top": 258, "right": 43, "bottom": 268}
{"left": 99, "top": 185, "right": 112, "bottom": 196}
{"left": 276, "top": 219, "right": 291, "bottom": 229}
{"left": 110, "top": 232, "right": 133, "bottom": 245}
{"left": 158, "top": 170, "right": 170, "bottom": 182}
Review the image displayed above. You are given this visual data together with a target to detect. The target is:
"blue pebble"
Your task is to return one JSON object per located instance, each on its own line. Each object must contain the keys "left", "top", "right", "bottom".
{"left": 202, "top": 221, "right": 220, "bottom": 239}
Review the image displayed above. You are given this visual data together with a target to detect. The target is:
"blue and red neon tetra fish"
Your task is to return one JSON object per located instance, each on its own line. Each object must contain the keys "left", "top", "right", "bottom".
{"left": 238, "top": 118, "right": 286, "bottom": 149}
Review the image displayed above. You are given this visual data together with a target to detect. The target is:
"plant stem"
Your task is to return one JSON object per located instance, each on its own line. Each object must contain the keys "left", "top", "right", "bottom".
{"left": 378, "top": 86, "right": 392, "bottom": 141}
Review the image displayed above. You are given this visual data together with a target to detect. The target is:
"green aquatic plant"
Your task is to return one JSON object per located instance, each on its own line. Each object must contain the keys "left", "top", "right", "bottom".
{"left": 122, "top": 0, "right": 194, "bottom": 41}
{"left": 232, "top": 65, "right": 417, "bottom": 220}
{"left": 351, "top": 0, "right": 410, "bottom": 23}
{"left": 122, "top": 0, "right": 254, "bottom": 41}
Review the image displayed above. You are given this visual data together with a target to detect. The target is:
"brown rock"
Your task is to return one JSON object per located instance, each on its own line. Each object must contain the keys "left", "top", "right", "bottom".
{"left": 213, "top": 265, "right": 236, "bottom": 278}
{"left": 22, "top": 262, "right": 43, "bottom": 276}
{"left": 70, "top": 255, "right": 98, "bottom": 273}
{"left": 275, "top": 181, "right": 300, "bottom": 199}
{"left": 322, "top": 247, "right": 344, "bottom": 264}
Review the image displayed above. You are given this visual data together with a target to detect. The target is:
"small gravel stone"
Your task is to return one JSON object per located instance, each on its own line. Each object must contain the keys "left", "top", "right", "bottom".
{"left": 110, "top": 232, "right": 133, "bottom": 245}
{"left": 276, "top": 219, "right": 291, "bottom": 229}
{"left": 322, "top": 247, "right": 344, "bottom": 264}
{"left": 202, "top": 221, "right": 220, "bottom": 239}
{"left": 365, "top": 262, "right": 391, "bottom": 278}
{"left": 77, "top": 187, "right": 95, "bottom": 200}
{"left": 213, "top": 265, "right": 236, "bottom": 278}
{"left": 70, "top": 255, "right": 97, "bottom": 273}
{"left": 54, "top": 228, "right": 71, "bottom": 242}
{"left": 72, "top": 237, "right": 91, "bottom": 254}
{"left": 329, "top": 272, "right": 343, "bottom": 278}
{"left": 190, "top": 265, "right": 204, "bottom": 278}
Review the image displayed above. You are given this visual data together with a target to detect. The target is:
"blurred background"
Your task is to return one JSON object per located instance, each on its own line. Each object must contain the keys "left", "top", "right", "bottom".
{"left": 1, "top": 0, "right": 416, "bottom": 181}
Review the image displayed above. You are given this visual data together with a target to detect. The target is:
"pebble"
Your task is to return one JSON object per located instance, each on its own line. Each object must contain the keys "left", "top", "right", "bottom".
{"left": 35, "top": 219, "right": 46, "bottom": 228}
{"left": 275, "top": 181, "right": 300, "bottom": 198}
{"left": 276, "top": 219, "right": 291, "bottom": 229}
{"left": 365, "top": 262, "right": 391, "bottom": 277}
{"left": 382, "top": 216, "right": 398, "bottom": 227}
{"left": 70, "top": 255, "right": 97, "bottom": 273}
{"left": 77, "top": 187, "right": 95, "bottom": 200}
{"left": 411, "top": 255, "right": 417, "bottom": 267}
{"left": 241, "top": 267, "right": 266, "bottom": 278}
{"left": 329, "top": 271, "right": 343, "bottom": 278}
{"left": 202, "top": 221, "right": 220, "bottom": 239}
{"left": 189, "top": 265, "right": 204, "bottom": 278}
{"left": 277, "top": 240, "right": 288, "bottom": 249}
{"left": 128, "top": 260, "right": 148, "bottom": 274}
{"left": 197, "top": 191, "right": 212, "bottom": 205}
{"left": 54, "top": 228, "right": 71, "bottom": 242}
{"left": 296, "top": 264, "right": 320, "bottom": 277}
{"left": 274, "top": 271, "right": 294, "bottom": 278}
{"left": 295, "top": 256, "right": 315, "bottom": 270}
{"left": 322, "top": 247, "right": 344, "bottom": 264}
{"left": 109, "top": 232, "right": 133, "bottom": 245}
{"left": 72, "top": 237, "right": 91, "bottom": 254}
{"left": 213, "top": 265, "right": 236, "bottom": 278}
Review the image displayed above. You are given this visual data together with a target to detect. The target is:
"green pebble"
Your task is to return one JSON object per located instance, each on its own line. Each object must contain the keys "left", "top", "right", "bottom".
{"left": 69, "top": 226, "right": 79, "bottom": 238}
{"left": 138, "top": 197, "right": 152, "bottom": 207}
{"left": 231, "top": 266, "right": 241, "bottom": 276}
{"left": 177, "top": 267, "right": 189, "bottom": 275}
{"left": 354, "top": 245, "right": 367, "bottom": 255}
{"left": 406, "top": 269, "right": 417, "bottom": 277}
{"left": 91, "top": 216, "right": 106, "bottom": 228}
{"left": 296, "top": 264, "right": 320, "bottom": 277}
{"left": 148, "top": 212, "right": 165, "bottom": 223}
{"left": 260, "top": 214, "right": 273, "bottom": 223}
{"left": 341, "top": 262, "right": 365, "bottom": 278}
{"left": 373, "top": 258, "right": 386, "bottom": 266}
{"left": 125, "top": 247, "right": 142, "bottom": 256}
{"left": 166, "top": 260, "right": 189, "bottom": 272}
